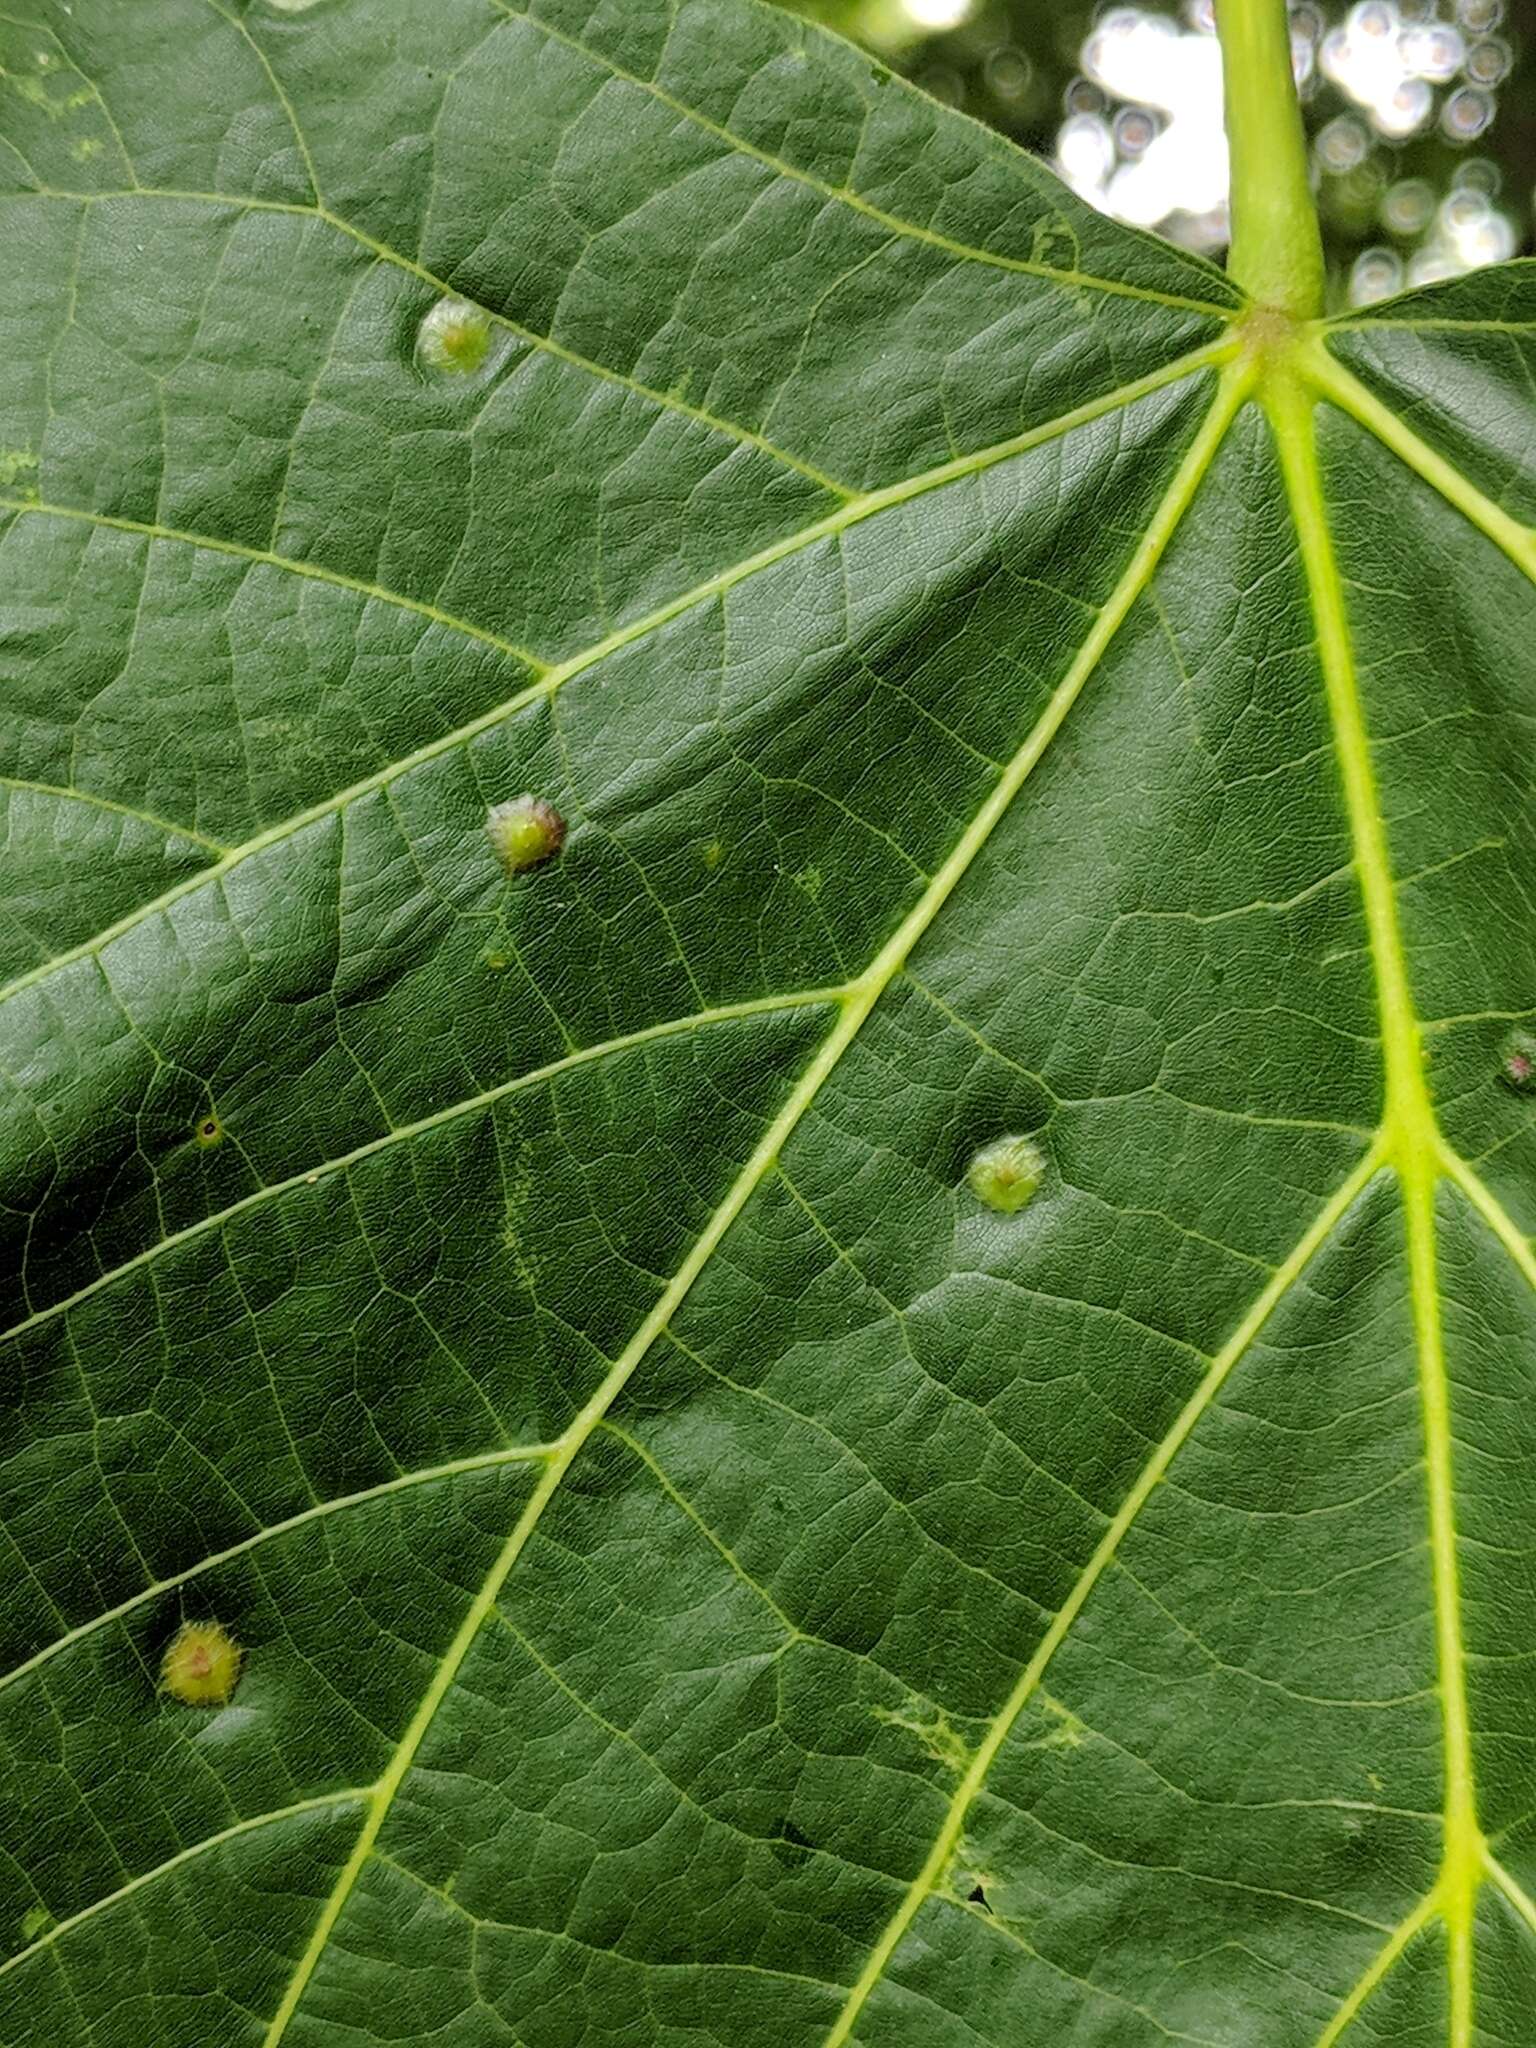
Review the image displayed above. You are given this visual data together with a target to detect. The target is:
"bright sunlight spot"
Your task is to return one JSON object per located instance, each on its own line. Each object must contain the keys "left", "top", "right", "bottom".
{"left": 1049, "top": 1, "right": 1521, "bottom": 302}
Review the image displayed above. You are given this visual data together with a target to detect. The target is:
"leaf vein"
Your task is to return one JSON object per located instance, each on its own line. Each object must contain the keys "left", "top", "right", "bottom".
{"left": 487, "top": 0, "right": 1240, "bottom": 319}
{"left": 0, "top": 338, "right": 1230, "bottom": 1009}
{"left": 817, "top": 1140, "right": 1386, "bottom": 2047}
{"left": 0, "top": 986, "right": 843, "bottom": 1352}
{"left": 259, "top": 365, "right": 1246, "bottom": 2047}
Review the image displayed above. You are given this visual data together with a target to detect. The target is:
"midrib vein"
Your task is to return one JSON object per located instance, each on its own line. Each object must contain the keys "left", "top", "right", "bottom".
{"left": 1271, "top": 371, "right": 1481, "bottom": 2046}
{"left": 259, "top": 364, "right": 1248, "bottom": 2048}
{"left": 0, "top": 336, "right": 1232, "bottom": 1012}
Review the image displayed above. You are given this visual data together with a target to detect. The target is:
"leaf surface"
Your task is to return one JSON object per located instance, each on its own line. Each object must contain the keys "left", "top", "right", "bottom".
{"left": 1, "top": 3, "right": 1534, "bottom": 2043}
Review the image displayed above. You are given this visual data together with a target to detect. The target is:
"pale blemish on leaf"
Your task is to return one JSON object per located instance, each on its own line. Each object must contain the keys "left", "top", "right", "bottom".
{"left": 1030, "top": 211, "right": 1081, "bottom": 275}
{"left": 9, "top": 69, "right": 95, "bottom": 119}
{"left": 873, "top": 1703, "right": 972, "bottom": 1774}
{"left": 191, "top": 1111, "right": 224, "bottom": 1149}
{"left": 417, "top": 295, "right": 495, "bottom": 376}
{"left": 965, "top": 1133, "right": 1046, "bottom": 1214}
{"left": 697, "top": 839, "right": 725, "bottom": 870}
{"left": 0, "top": 449, "right": 38, "bottom": 491}
{"left": 500, "top": 1143, "right": 547, "bottom": 1290}
{"left": 486, "top": 795, "right": 566, "bottom": 875}
{"left": 1037, "top": 1694, "right": 1086, "bottom": 1751}
{"left": 161, "top": 1620, "right": 243, "bottom": 1707}
{"left": 947, "top": 1840, "right": 1002, "bottom": 1912}
{"left": 18, "top": 1906, "right": 52, "bottom": 1943}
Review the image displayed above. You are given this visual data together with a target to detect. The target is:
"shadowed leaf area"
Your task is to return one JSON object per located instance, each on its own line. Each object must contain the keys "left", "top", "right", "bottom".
{"left": 1, "top": 1, "right": 1534, "bottom": 2042}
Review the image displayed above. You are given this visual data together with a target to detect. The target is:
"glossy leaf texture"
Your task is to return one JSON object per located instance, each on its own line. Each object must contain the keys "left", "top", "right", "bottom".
{"left": 1, "top": 2, "right": 1534, "bottom": 2042}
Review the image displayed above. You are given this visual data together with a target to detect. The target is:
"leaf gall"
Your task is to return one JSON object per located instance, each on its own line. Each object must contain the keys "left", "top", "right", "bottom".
{"left": 966, "top": 1134, "right": 1045, "bottom": 1214}
{"left": 161, "top": 1620, "right": 243, "bottom": 1708}
{"left": 417, "top": 296, "right": 494, "bottom": 376}
{"left": 1498, "top": 1030, "right": 1536, "bottom": 1095}
{"left": 486, "top": 795, "right": 566, "bottom": 875}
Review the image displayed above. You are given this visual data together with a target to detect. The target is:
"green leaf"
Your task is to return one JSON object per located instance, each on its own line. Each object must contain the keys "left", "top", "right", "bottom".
{"left": 1, "top": 1, "right": 1533, "bottom": 2042}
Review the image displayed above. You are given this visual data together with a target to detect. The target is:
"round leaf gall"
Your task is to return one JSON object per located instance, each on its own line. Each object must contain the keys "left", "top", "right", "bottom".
{"left": 417, "top": 296, "right": 494, "bottom": 376}
{"left": 161, "top": 1620, "right": 243, "bottom": 1708}
{"left": 965, "top": 1134, "right": 1046, "bottom": 1214}
{"left": 486, "top": 795, "right": 566, "bottom": 875}
{"left": 1499, "top": 1030, "right": 1536, "bottom": 1095}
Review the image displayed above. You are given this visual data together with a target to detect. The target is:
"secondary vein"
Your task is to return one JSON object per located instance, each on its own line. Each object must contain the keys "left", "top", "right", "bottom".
{"left": 259, "top": 360, "right": 1250, "bottom": 2048}
{"left": 0, "top": 336, "right": 1232, "bottom": 1011}
{"left": 819, "top": 1142, "right": 1384, "bottom": 2048}
{"left": 1306, "top": 340, "right": 1536, "bottom": 591}
{"left": 487, "top": 0, "right": 1240, "bottom": 319}
{"left": 0, "top": 986, "right": 843, "bottom": 1352}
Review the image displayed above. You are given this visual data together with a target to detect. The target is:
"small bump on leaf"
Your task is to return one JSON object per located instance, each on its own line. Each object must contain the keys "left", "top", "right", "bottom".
{"left": 192, "top": 1112, "right": 224, "bottom": 1149}
{"left": 417, "top": 296, "right": 494, "bottom": 376}
{"left": 486, "top": 795, "right": 566, "bottom": 875}
{"left": 161, "top": 1620, "right": 243, "bottom": 1707}
{"left": 1498, "top": 1029, "right": 1536, "bottom": 1094}
{"left": 965, "top": 1133, "right": 1046, "bottom": 1214}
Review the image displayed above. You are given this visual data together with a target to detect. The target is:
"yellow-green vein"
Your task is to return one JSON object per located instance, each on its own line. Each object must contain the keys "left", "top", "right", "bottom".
{"left": 0, "top": 1790, "right": 368, "bottom": 1984}
{"left": 0, "top": 495, "right": 543, "bottom": 672}
{"left": 1306, "top": 339, "right": 1536, "bottom": 589}
{"left": 819, "top": 1140, "right": 1385, "bottom": 2048}
{"left": 1272, "top": 368, "right": 1482, "bottom": 2047}
{"left": 260, "top": 361, "right": 1248, "bottom": 2048}
{"left": 10, "top": 181, "right": 855, "bottom": 499}
{"left": 0, "top": 776, "right": 228, "bottom": 855}
{"left": 0, "top": 984, "right": 843, "bottom": 1351}
{"left": 1312, "top": 1889, "right": 1441, "bottom": 2048}
{"left": 1485, "top": 1850, "right": 1536, "bottom": 1939}
{"left": 0, "top": 336, "right": 1233, "bottom": 1010}
{"left": 487, "top": 0, "right": 1240, "bottom": 320}
{"left": 1440, "top": 1148, "right": 1536, "bottom": 1297}
{"left": 0, "top": 1441, "right": 558, "bottom": 1698}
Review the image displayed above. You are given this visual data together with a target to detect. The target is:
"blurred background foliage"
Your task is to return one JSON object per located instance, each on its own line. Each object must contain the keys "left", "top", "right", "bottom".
{"left": 791, "top": 0, "right": 1534, "bottom": 305}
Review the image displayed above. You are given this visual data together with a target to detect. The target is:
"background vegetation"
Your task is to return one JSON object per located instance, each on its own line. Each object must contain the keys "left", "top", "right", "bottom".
{"left": 794, "top": 0, "right": 1534, "bottom": 304}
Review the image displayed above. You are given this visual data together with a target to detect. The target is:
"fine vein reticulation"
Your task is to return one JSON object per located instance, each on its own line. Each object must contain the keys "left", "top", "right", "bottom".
{"left": 4, "top": 321, "right": 1513, "bottom": 2039}
{"left": 5, "top": 5, "right": 1536, "bottom": 2043}
{"left": 0, "top": 336, "right": 1228, "bottom": 1010}
{"left": 259, "top": 340, "right": 1536, "bottom": 2043}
